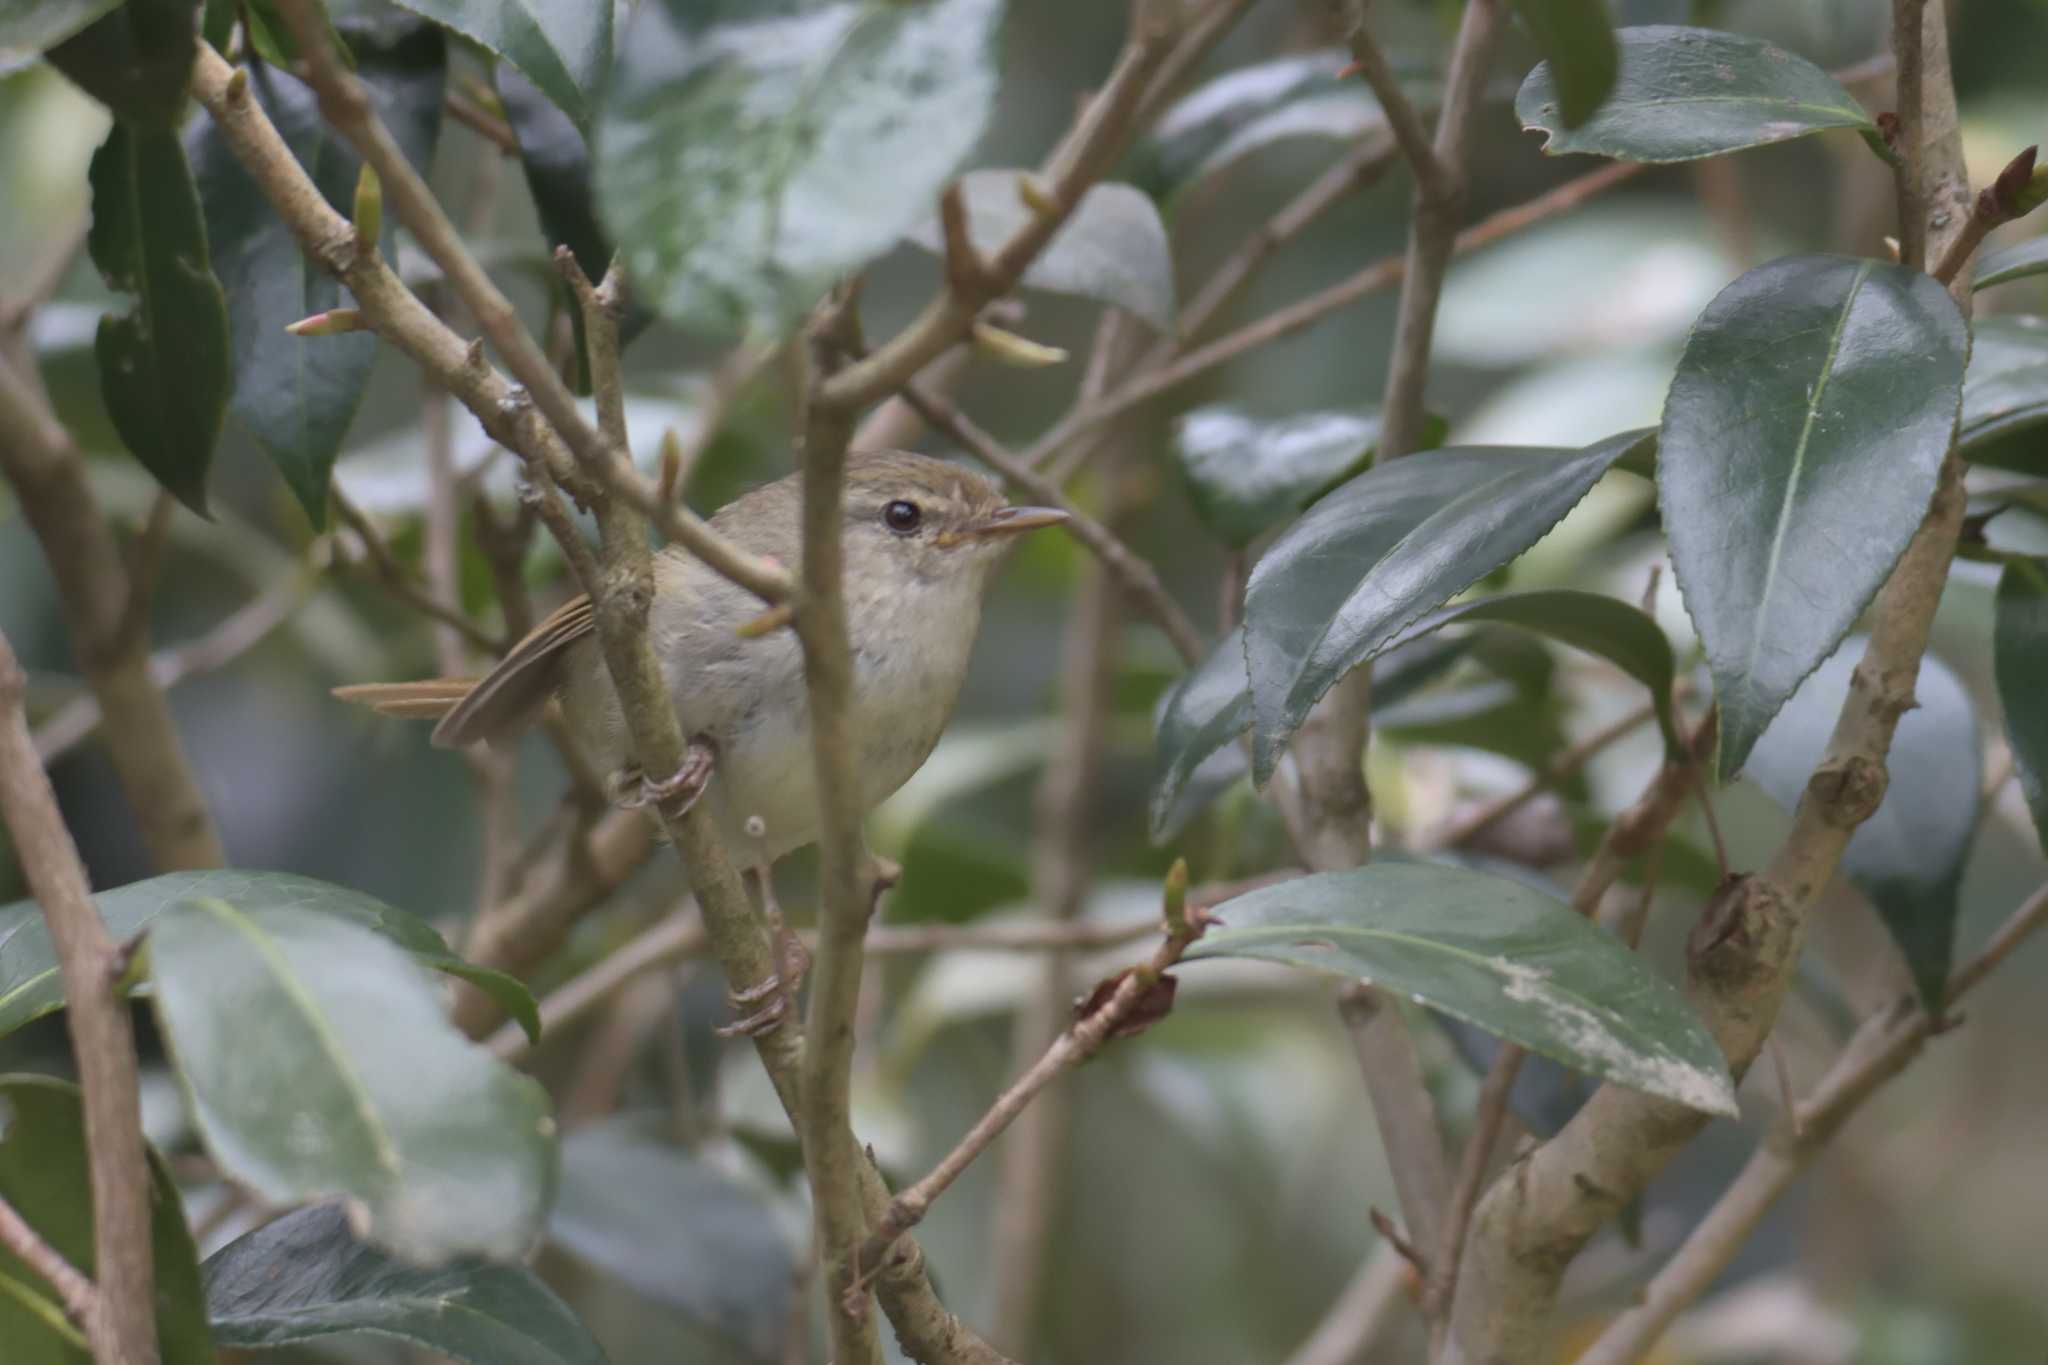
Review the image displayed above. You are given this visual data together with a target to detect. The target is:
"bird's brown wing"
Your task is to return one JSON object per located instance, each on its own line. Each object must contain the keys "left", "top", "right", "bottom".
{"left": 331, "top": 594, "right": 596, "bottom": 749}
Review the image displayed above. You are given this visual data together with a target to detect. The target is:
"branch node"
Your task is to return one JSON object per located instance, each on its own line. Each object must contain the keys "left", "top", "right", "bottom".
{"left": 1806, "top": 754, "right": 1889, "bottom": 827}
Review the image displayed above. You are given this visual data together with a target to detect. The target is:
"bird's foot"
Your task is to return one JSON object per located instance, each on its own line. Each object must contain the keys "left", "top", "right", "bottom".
{"left": 715, "top": 922, "right": 811, "bottom": 1038}
{"left": 612, "top": 736, "right": 717, "bottom": 815}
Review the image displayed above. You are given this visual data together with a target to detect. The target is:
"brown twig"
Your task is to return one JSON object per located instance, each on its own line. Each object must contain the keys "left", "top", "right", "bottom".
{"left": 1340, "top": 9, "right": 1450, "bottom": 205}
{"left": 332, "top": 492, "right": 505, "bottom": 654}
{"left": 851, "top": 868, "right": 1208, "bottom": 1286}
{"left": 443, "top": 90, "right": 518, "bottom": 153}
{"left": 1418, "top": 701, "right": 1657, "bottom": 853}
{"left": 1931, "top": 145, "right": 2042, "bottom": 285}
{"left": 0, "top": 631, "right": 157, "bottom": 1365}
{"left": 0, "top": 1191, "right": 97, "bottom": 1349}
{"left": 1341, "top": 984, "right": 1450, "bottom": 1256}
{"left": 0, "top": 345, "right": 224, "bottom": 872}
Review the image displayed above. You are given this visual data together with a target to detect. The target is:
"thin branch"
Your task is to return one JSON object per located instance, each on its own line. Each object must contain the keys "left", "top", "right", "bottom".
{"left": 0, "top": 344, "right": 225, "bottom": 871}
{"left": 0, "top": 630, "right": 157, "bottom": 1365}
{"left": 35, "top": 570, "right": 312, "bottom": 763}
{"left": 1340, "top": 985, "right": 1450, "bottom": 1257}
{"left": 852, "top": 878, "right": 1208, "bottom": 1284}
{"left": 1931, "top": 145, "right": 2042, "bottom": 285}
{"left": 1417, "top": 701, "right": 1656, "bottom": 853}
{"left": 1892, "top": 0, "right": 1930, "bottom": 270}
{"left": 817, "top": 11, "right": 1187, "bottom": 415}
{"left": 0, "top": 1190, "right": 98, "bottom": 1345}
{"left": 1374, "top": 0, "right": 1506, "bottom": 461}
{"left": 794, "top": 297, "right": 887, "bottom": 1365}
{"left": 1279, "top": 1242, "right": 1411, "bottom": 1365}
{"left": 1575, "top": 878, "right": 2048, "bottom": 1365}
{"left": 333, "top": 492, "right": 505, "bottom": 654}
{"left": 1341, "top": 12, "right": 1449, "bottom": 203}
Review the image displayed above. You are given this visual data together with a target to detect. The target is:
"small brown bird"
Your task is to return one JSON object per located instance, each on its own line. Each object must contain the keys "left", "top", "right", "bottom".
{"left": 337, "top": 451, "right": 1067, "bottom": 871}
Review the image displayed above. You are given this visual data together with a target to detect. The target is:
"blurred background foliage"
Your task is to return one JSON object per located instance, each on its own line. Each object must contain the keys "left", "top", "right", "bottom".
{"left": 3, "top": 0, "right": 2047, "bottom": 1362}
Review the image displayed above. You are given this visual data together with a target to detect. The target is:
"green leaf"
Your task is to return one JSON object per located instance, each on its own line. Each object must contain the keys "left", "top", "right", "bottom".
{"left": 1385, "top": 590, "right": 1679, "bottom": 752}
{"left": 1171, "top": 406, "right": 1393, "bottom": 548}
{"left": 1135, "top": 49, "right": 1403, "bottom": 199}
{"left": 905, "top": 170, "right": 1174, "bottom": 330}
{"left": 550, "top": 1119, "right": 793, "bottom": 1361}
{"left": 392, "top": 0, "right": 608, "bottom": 132}
{"left": 206, "top": 1203, "right": 606, "bottom": 1364}
{"left": 1995, "top": 558, "right": 2048, "bottom": 856}
{"left": 1744, "top": 643, "right": 1979, "bottom": 1010}
{"left": 1149, "top": 628, "right": 1475, "bottom": 844}
{"left": 1972, "top": 236, "right": 2048, "bottom": 292}
{"left": 1659, "top": 254, "right": 1968, "bottom": 779}
{"left": 1188, "top": 863, "right": 1738, "bottom": 1114}
{"left": 1242, "top": 429, "right": 1648, "bottom": 784}
{"left": 0, "top": 869, "right": 538, "bottom": 1044}
{"left": 598, "top": 0, "right": 1003, "bottom": 338}
{"left": 0, "top": 1075, "right": 215, "bottom": 1364}
{"left": 87, "top": 121, "right": 231, "bottom": 515}
{"left": 1957, "top": 316, "right": 2048, "bottom": 475}
{"left": 1516, "top": 25, "right": 1873, "bottom": 163}
{"left": 0, "top": 0, "right": 121, "bottom": 64}
{"left": 149, "top": 898, "right": 556, "bottom": 1263}
{"left": 1509, "top": 0, "right": 1617, "bottom": 130}
{"left": 44, "top": 0, "right": 195, "bottom": 128}
{"left": 186, "top": 18, "right": 445, "bottom": 526}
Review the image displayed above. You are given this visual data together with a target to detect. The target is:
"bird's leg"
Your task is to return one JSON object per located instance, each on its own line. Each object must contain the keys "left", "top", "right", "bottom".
{"left": 717, "top": 861, "right": 811, "bottom": 1038}
{"left": 612, "top": 735, "right": 717, "bottom": 815}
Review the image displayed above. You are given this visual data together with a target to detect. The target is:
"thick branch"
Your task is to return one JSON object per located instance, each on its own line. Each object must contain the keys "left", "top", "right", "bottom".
{"left": 0, "top": 349, "right": 224, "bottom": 871}
{"left": 0, "top": 631, "right": 157, "bottom": 1365}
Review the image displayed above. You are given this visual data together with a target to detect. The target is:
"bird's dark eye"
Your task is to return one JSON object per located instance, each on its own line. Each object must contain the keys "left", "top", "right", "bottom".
{"left": 883, "top": 499, "right": 923, "bottom": 534}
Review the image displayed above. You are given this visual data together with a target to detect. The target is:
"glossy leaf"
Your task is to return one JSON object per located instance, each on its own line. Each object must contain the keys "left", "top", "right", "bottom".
{"left": 1660, "top": 255, "right": 1967, "bottom": 778}
{"left": 1973, "top": 236, "right": 2048, "bottom": 292}
{"left": 87, "top": 121, "right": 231, "bottom": 514}
{"left": 1243, "top": 429, "right": 1648, "bottom": 783}
{"left": 150, "top": 898, "right": 555, "bottom": 1263}
{"left": 393, "top": 0, "right": 607, "bottom": 132}
{"left": 0, "top": 869, "right": 538, "bottom": 1043}
{"left": 1957, "top": 315, "right": 2048, "bottom": 475}
{"left": 1136, "top": 49, "right": 1389, "bottom": 197}
{"left": 1172, "top": 406, "right": 1400, "bottom": 548}
{"left": 1516, "top": 25, "right": 1873, "bottom": 163}
{"left": 186, "top": 18, "right": 445, "bottom": 526}
{"left": 206, "top": 1203, "right": 606, "bottom": 1364}
{"left": 550, "top": 1119, "right": 792, "bottom": 1361}
{"left": 1745, "top": 643, "right": 1979, "bottom": 1009}
{"left": 598, "top": 0, "right": 1002, "bottom": 337}
{"left": 906, "top": 171, "right": 1174, "bottom": 330}
{"left": 1386, "top": 590, "right": 1678, "bottom": 751}
{"left": 1509, "top": 0, "right": 1617, "bottom": 129}
{"left": 1996, "top": 558, "right": 2048, "bottom": 856}
{"left": 45, "top": 0, "right": 194, "bottom": 128}
{"left": 0, "top": 0, "right": 121, "bottom": 63}
{"left": 1188, "top": 863, "right": 1738, "bottom": 1114}
{"left": 1149, "top": 628, "right": 1474, "bottom": 843}
{"left": 0, "top": 1075, "right": 215, "bottom": 1363}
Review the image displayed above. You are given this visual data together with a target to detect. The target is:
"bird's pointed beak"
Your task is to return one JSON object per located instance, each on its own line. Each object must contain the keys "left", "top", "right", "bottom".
{"left": 966, "top": 505, "right": 1070, "bottom": 539}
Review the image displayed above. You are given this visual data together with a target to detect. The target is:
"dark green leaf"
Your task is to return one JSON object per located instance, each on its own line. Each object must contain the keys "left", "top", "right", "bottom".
{"left": 206, "top": 1203, "right": 606, "bottom": 1364}
{"left": 1659, "top": 255, "right": 1967, "bottom": 778}
{"left": 1973, "top": 236, "right": 2048, "bottom": 292}
{"left": 1385, "top": 590, "right": 1679, "bottom": 751}
{"left": 1995, "top": 558, "right": 2048, "bottom": 856}
{"left": 149, "top": 898, "right": 556, "bottom": 1263}
{"left": 1171, "top": 406, "right": 1385, "bottom": 548}
{"left": 1516, "top": 25, "right": 1873, "bottom": 163}
{"left": 0, "top": 0, "right": 121, "bottom": 63}
{"left": 1242, "top": 429, "right": 1648, "bottom": 783}
{"left": 598, "top": 0, "right": 1003, "bottom": 337}
{"left": 1135, "top": 49, "right": 1399, "bottom": 198}
{"left": 1510, "top": 0, "right": 1617, "bottom": 129}
{"left": 186, "top": 19, "right": 445, "bottom": 526}
{"left": 550, "top": 1119, "right": 793, "bottom": 1361}
{"left": 1188, "top": 863, "right": 1738, "bottom": 1114}
{"left": 392, "top": 0, "right": 608, "bottom": 131}
{"left": 0, "top": 869, "right": 538, "bottom": 1044}
{"left": 45, "top": 0, "right": 195, "bottom": 128}
{"left": 87, "top": 121, "right": 230, "bottom": 514}
{"left": 1957, "top": 315, "right": 2048, "bottom": 475}
{"left": 906, "top": 170, "right": 1174, "bottom": 330}
{"left": 0, "top": 1075, "right": 215, "bottom": 1364}
{"left": 1744, "top": 643, "right": 1979, "bottom": 1010}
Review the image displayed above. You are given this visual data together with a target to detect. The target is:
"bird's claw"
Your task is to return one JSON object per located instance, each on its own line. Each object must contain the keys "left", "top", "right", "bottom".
{"left": 714, "top": 922, "right": 811, "bottom": 1039}
{"left": 612, "top": 737, "right": 716, "bottom": 815}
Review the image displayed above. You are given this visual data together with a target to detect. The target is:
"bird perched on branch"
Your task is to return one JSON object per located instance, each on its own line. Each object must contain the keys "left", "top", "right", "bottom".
{"left": 336, "top": 451, "right": 1067, "bottom": 1030}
